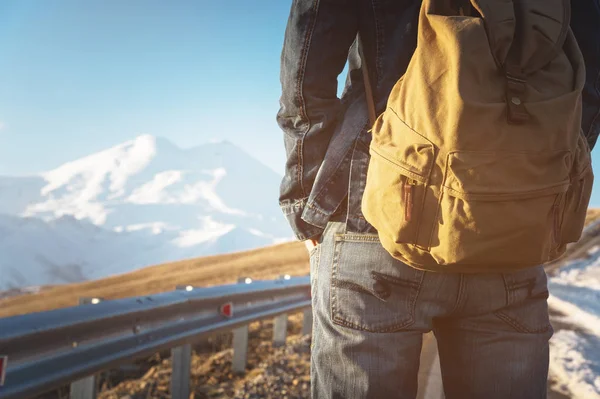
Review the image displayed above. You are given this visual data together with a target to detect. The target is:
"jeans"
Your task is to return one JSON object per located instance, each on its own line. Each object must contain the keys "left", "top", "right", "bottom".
{"left": 310, "top": 222, "right": 553, "bottom": 399}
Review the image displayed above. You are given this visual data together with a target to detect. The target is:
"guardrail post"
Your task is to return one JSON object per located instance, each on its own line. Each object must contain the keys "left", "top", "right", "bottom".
{"left": 171, "top": 344, "right": 192, "bottom": 399}
{"left": 302, "top": 307, "right": 313, "bottom": 336}
{"left": 231, "top": 277, "right": 252, "bottom": 374}
{"left": 70, "top": 297, "right": 103, "bottom": 399}
{"left": 171, "top": 285, "right": 194, "bottom": 399}
{"left": 273, "top": 313, "right": 288, "bottom": 347}
{"left": 232, "top": 324, "right": 249, "bottom": 374}
{"left": 273, "top": 275, "right": 290, "bottom": 347}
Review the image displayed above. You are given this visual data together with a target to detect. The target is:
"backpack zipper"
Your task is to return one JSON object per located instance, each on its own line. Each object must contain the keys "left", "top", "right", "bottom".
{"left": 404, "top": 178, "right": 417, "bottom": 222}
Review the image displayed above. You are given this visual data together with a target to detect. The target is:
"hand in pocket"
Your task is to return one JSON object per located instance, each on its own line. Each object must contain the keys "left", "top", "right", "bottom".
{"left": 305, "top": 238, "right": 319, "bottom": 254}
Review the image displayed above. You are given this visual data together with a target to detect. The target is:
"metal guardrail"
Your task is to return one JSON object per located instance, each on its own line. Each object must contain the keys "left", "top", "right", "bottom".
{"left": 5, "top": 218, "right": 595, "bottom": 399}
{"left": 0, "top": 275, "right": 311, "bottom": 399}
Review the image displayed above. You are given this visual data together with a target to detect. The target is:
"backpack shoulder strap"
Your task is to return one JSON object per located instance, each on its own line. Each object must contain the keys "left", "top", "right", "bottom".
{"left": 471, "top": 0, "right": 571, "bottom": 74}
{"left": 358, "top": 34, "right": 377, "bottom": 126}
{"left": 483, "top": 0, "right": 572, "bottom": 122}
{"left": 448, "top": 0, "right": 572, "bottom": 123}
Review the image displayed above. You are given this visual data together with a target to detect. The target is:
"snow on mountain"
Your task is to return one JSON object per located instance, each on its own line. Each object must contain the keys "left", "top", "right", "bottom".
{"left": 0, "top": 135, "right": 293, "bottom": 290}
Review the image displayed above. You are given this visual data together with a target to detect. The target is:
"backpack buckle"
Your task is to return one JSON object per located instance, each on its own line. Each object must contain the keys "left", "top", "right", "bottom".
{"left": 505, "top": 71, "right": 530, "bottom": 124}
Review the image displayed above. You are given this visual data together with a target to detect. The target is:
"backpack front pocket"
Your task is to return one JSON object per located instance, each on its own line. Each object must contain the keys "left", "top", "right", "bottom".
{"left": 362, "top": 113, "right": 435, "bottom": 247}
{"left": 429, "top": 151, "right": 571, "bottom": 268}
{"left": 560, "top": 165, "right": 594, "bottom": 243}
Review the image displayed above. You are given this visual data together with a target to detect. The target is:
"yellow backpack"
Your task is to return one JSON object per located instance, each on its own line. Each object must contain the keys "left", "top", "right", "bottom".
{"left": 361, "top": 0, "right": 594, "bottom": 272}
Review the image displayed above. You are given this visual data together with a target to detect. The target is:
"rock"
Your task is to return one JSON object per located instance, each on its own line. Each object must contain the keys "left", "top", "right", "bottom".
{"left": 156, "top": 384, "right": 168, "bottom": 392}
{"left": 142, "top": 367, "right": 156, "bottom": 380}
{"left": 98, "top": 318, "right": 311, "bottom": 399}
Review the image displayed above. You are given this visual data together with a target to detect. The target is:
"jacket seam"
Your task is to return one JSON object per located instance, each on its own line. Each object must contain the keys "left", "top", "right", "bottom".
{"left": 309, "top": 137, "right": 359, "bottom": 202}
{"left": 281, "top": 197, "right": 310, "bottom": 215}
{"left": 295, "top": 0, "right": 321, "bottom": 198}
{"left": 371, "top": 0, "right": 383, "bottom": 86}
{"left": 305, "top": 202, "right": 329, "bottom": 216}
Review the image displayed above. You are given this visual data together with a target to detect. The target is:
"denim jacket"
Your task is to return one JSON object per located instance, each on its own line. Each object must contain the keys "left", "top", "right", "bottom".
{"left": 277, "top": 0, "right": 600, "bottom": 241}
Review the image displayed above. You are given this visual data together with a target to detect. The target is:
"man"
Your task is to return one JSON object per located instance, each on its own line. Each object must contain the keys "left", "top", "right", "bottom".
{"left": 277, "top": 1, "right": 600, "bottom": 398}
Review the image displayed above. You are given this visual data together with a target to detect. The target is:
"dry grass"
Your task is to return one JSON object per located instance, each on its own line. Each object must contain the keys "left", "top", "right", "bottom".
{"left": 585, "top": 208, "right": 600, "bottom": 226}
{"left": 0, "top": 241, "right": 309, "bottom": 318}
{"left": 3, "top": 208, "right": 600, "bottom": 319}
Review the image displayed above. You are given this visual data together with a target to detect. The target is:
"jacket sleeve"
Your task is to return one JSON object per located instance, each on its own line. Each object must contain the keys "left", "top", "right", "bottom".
{"left": 277, "top": 0, "right": 359, "bottom": 240}
{"left": 571, "top": 0, "right": 600, "bottom": 151}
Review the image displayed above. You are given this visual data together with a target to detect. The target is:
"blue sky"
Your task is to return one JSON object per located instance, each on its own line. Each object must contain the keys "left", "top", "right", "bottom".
{"left": 0, "top": 0, "right": 292, "bottom": 176}
{"left": 0, "top": 1, "right": 599, "bottom": 206}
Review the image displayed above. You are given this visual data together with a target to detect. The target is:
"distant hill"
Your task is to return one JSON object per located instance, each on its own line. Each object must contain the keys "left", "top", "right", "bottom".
{"left": 0, "top": 135, "right": 292, "bottom": 290}
{"left": 0, "top": 239, "right": 308, "bottom": 318}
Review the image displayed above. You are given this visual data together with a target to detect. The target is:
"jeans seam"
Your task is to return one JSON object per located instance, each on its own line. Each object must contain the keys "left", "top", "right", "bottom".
{"left": 495, "top": 272, "right": 551, "bottom": 334}
{"left": 308, "top": 244, "right": 320, "bottom": 257}
{"left": 336, "top": 233, "right": 380, "bottom": 242}
{"left": 310, "top": 244, "right": 320, "bottom": 342}
{"left": 332, "top": 278, "right": 385, "bottom": 299}
{"left": 310, "top": 243, "right": 320, "bottom": 304}
{"left": 506, "top": 278, "right": 536, "bottom": 291}
{"left": 329, "top": 235, "right": 341, "bottom": 329}
{"left": 410, "top": 269, "right": 425, "bottom": 319}
{"left": 371, "top": 270, "right": 421, "bottom": 289}
{"left": 448, "top": 274, "right": 466, "bottom": 316}
{"left": 493, "top": 311, "right": 552, "bottom": 334}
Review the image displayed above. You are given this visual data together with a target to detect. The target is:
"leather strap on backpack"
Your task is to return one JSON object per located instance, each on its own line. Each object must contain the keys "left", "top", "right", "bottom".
{"left": 358, "top": 33, "right": 377, "bottom": 127}
{"left": 360, "top": 1, "right": 571, "bottom": 126}
{"left": 501, "top": 0, "right": 571, "bottom": 123}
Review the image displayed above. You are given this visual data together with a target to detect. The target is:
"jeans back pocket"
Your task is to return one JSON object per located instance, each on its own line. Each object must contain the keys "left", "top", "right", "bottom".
{"left": 330, "top": 233, "right": 425, "bottom": 333}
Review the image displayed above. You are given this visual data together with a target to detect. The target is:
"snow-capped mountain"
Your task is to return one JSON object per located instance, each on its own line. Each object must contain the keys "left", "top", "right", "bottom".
{"left": 0, "top": 135, "right": 292, "bottom": 290}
